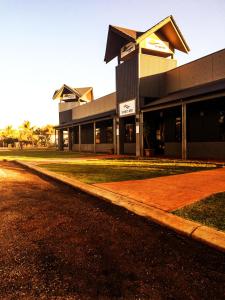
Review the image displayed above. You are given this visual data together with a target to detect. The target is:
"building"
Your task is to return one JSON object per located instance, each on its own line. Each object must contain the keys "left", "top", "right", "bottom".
{"left": 53, "top": 15, "right": 225, "bottom": 160}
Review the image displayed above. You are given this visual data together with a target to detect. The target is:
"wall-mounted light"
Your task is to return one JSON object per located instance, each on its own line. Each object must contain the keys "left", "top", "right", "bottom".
{"left": 200, "top": 111, "right": 204, "bottom": 117}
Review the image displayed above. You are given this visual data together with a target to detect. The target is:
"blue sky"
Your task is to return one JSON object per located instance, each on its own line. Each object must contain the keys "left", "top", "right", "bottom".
{"left": 0, "top": 0, "right": 224, "bottom": 128}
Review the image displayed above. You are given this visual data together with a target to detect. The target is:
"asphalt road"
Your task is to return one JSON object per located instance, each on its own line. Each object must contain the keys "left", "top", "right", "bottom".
{"left": 0, "top": 161, "right": 225, "bottom": 299}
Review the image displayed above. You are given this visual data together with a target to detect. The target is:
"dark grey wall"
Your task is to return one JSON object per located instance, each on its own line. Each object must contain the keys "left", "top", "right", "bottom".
{"left": 59, "top": 109, "right": 72, "bottom": 124}
{"left": 81, "top": 124, "right": 94, "bottom": 144}
{"left": 116, "top": 55, "right": 138, "bottom": 103}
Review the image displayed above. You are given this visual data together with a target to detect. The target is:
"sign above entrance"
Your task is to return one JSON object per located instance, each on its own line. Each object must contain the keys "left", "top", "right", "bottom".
{"left": 119, "top": 99, "right": 136, "bottom": 117}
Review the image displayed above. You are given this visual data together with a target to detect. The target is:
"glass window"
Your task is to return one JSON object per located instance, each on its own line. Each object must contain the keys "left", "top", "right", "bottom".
{"left": 175, "top": 117, "right": 181, "bottom": 142}
{"left": 106, "top": 126, "right": 113, "bottom": 143}
{"left": 219, "top": 111, "right": 225, "bottom": 141}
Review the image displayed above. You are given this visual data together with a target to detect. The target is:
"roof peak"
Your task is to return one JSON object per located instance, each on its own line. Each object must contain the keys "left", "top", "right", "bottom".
{"left": 104, "top": 15, "right": 190, "bottom": 63}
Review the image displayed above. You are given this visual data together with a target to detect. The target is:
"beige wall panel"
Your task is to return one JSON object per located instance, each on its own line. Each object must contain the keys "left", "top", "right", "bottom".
{"left": 96, "top": 143, "right": 114, "bottom": 153}
{"left": 72, "top": 144, "right": 79, "bottom": 151}
{"left": 179, "top": 56, "right": 213, "bottom": 90}
{"left": 165, "top": 68, "right": 180, "bottom": 94}
{"left": 59, "top": 102, "right": 80, "bottom": 112}
{"left": 140, "top": 54, "right": 177, "bottom": 98}
{"left": 140, "top": 54, "right": 177, "bottom": 78}
{"left": 72, "top": 93, "right": 116, "bottom": 120}
{"left": 166, "top": 49, "right": 225, "bottom": 94}
{"left": 212, "top": 50, "right": 225, "bottom": 81}
{"left": 80, "top": 144, "right": 94, "bottom": 152}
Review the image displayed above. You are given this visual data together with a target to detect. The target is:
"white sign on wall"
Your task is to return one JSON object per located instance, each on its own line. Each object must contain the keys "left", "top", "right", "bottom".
{"left": 142, "top": 37, "right": 172, "bottom": 54}
{"left": 62, "top": 94, "right": 76, "bottom": 100}
{"left": 119, "top": 99, "right": 136, "bottom": 117}
{"left": 121, "top": 42, "right": 135, "bottom": 59}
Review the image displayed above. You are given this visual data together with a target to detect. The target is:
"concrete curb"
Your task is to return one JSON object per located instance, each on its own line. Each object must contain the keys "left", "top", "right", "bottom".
{"left": 15, "top": 160, "right": 225, "bottom": 253}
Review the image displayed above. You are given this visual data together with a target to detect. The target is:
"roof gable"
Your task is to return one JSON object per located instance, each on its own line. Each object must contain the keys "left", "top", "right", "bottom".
{"left": 104, "top": 25, "right": 143, "bottom": 63}
{"left": 104, "top": 15, "right": 190, "bottom": 63}
{"left": 52, "top": 84, "right": 80, "bottom": 100}
{"left": 52, "top": 84, "right": 93, "bottom": 101}
{"left": 136, "top": 15, "right": 190, "bottom": 53}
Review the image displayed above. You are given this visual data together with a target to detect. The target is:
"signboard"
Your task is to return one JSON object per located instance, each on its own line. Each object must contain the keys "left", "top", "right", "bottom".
{"left": 119, "top": 99, "right": 136, "bottom": 117}
{"left": 142, "top": 37, "right": 172, "bottom": 54}
{"left": 121, "top": 42, "right": 135, "bottom": 59}
{"left": 62, "top": 94, "right": 76, "bottom": 100}
{"left": 136, "top": 125, "right": 139, "bottom": 134}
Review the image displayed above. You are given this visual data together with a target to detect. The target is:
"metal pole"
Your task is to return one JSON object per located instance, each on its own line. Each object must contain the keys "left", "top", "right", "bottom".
{"left": 182, "top": 103, "right": 187, "bottom": 160}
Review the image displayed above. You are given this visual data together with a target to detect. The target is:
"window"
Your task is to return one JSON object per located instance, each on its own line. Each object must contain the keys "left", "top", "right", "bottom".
{"left": 125, "top": 123, "right": 135, "bottom": 143}
{"left": 106, "top": 126, "right": 113, "bottom": 143}
{"left": 219, "top": 111, "right": 225, "bottom": 141}
{"left": 175, "top": 117, "right": 181, "bottom": 142}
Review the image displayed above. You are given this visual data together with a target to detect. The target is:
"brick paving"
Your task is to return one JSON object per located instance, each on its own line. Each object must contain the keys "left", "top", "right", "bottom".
{"left": 94, "top": 167, "right": 225, "bottom": 211}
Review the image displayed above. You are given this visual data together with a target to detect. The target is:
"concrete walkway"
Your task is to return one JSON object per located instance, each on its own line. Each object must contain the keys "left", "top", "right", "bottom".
{"left": 94, "top": 167, "right": 225, "bottom": 211}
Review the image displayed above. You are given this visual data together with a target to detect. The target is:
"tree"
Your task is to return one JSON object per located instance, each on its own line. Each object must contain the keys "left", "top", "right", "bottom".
{"left": 0, "top": 125, "right": 18, "bottom": 147}
{"left": 34, "top": 124, "right": 54, "bottom": 147}
{"left": 18, "top": 121, "right": 35, "bottom": 149}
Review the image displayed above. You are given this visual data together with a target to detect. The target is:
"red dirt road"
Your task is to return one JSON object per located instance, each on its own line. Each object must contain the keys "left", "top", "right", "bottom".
{"left": 0, "top": 161, "right": 225, "bottom": 299}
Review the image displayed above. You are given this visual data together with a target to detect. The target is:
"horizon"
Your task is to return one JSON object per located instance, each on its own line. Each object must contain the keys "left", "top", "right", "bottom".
{"left": 0, "top": 0, "right": 224, "bottom": 128}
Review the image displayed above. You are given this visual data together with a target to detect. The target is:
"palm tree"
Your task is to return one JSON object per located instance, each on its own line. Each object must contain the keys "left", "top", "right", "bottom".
{"left": 18, "top": 120, "right": 35, "bottom": 148}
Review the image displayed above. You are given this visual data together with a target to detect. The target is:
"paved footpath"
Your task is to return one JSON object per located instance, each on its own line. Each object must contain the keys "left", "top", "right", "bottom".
{"left": 94, "top": 167, "right": 225, "bottom": 211}
{"left": 0, "top": 161, "right": 225, "bottom": 299}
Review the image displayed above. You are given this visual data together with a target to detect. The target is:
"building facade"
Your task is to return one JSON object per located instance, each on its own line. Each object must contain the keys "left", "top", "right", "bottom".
{"left": 54, "top": 16, "right": 225, "bottom": 160}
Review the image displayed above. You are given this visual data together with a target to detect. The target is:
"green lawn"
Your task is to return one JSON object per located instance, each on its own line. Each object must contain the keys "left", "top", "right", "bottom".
{"left": 38, "top": 159, "right": 217, "bottom": 184}
{"left": 0, "top": 149, "right": 96, "bottom": 161}
{"left": 0, "top": 149, "right": 218, "bottom": 183}
{"left": 173, "top": 192, "right": 225, "bottom": 232}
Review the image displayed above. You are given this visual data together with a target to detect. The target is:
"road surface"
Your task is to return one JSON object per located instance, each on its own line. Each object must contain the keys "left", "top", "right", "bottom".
{"left": 0, "top": 161, "right": 224, "bottom": 299}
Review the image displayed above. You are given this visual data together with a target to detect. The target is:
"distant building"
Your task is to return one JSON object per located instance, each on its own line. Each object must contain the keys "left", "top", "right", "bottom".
{"left": 53, "top": 15, "right": 225, "bottom": 160}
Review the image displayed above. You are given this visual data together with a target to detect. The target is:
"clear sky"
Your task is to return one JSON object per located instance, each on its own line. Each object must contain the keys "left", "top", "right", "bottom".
{"left": 0, "top": 0, "right": 224, "bottom": 128}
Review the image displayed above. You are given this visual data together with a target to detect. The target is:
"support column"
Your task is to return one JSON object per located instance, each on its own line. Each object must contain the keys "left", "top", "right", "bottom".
{"left": 116, "top": 117, "right": 120, "bottom": 155}
{"left": 135, "top": 113, "right": 140, "bottom": 157}
{"left": 93, "top": 122, "right": 96, "bottom": 153}
{"left": 79, "top": 125, "right": 81, "bottom": 152}
{"left": 54, "top": 129, "right": 57, "bottom": 147}
{"left": 113, "top": 117, "right": 117, "bottom": 154}
{"left": 182, "top": 103, "right": 187, "bottom": 160}
{"left": 68, "top": 128, "right": 72, "bottom": 151}
{"left": 58, "top": 129, "right": 64, "bottom": 151}
{"left": 139, "top": 112, "right": 144, "bottom": 157}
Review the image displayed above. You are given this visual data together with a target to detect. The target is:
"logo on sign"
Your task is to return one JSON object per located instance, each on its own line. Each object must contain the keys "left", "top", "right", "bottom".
{"left": 144, "top": 37, "right": 172, "bottom": 54}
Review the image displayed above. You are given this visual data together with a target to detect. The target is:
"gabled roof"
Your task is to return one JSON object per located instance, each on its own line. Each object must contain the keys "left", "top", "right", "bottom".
{"left": 52, "top": 84, "right": 93, "bottom": 101}
{"left": 136, "top": 15, "right": 190, "bottom": 53}
{"left": 104, "top": 15, "right": 190, "bottom": 63}
{"left": 76, "top": 87, "right": 92, "bottom": 97}
{"left": 104, "top": 25, "right": 143, "bottom": 63}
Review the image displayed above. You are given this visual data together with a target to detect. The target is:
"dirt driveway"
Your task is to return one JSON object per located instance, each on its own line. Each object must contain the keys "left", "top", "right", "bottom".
{"left": 0, "top": 161, "right": 225, "bottom": 299}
